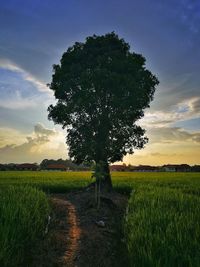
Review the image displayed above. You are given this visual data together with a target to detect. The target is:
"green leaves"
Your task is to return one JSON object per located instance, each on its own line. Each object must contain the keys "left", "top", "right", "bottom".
{"left": 48, "top": 32, "right": 159, "bottom": 164}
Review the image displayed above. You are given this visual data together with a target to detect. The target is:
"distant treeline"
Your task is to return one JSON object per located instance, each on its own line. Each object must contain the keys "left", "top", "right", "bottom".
{"left": 111, "top": 164, "right": 200, "bottom": 172}
{"left": 0, "top": 161, "right": 200, "bottom": 172}
{"left": 0, "top": 158, "right": 91, "bottom": 171}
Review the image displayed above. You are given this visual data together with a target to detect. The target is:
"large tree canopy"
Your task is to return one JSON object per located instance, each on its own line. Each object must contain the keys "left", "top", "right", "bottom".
{"left": 48, "top": 32, "right": 159, "bottom": 189}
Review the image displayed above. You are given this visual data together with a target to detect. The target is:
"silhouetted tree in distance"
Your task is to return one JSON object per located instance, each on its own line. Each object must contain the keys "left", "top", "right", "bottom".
{"left": 48, "top": 32, "right": 159, "bottom": 190}
{"left": 40, "top": 158, "right": 90, "bottom": 170}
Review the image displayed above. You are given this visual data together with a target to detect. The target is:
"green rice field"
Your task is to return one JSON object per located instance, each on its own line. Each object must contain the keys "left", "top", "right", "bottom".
{"left": 0, "top": 185, "right": 49, "bottom": 267}
{"left": 1, "top": 171, "right": 200, "bottom": 266}
{"left": 125, "top": 187, "right": 200, "bottom": 267}
{"left": 1, "top": 171, "right": 200, "bottom": 193}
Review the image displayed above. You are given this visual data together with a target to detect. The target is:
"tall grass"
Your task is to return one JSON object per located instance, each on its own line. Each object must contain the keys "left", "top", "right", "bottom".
{"left": 0, "top": 186, "right": 50, "bottom": 267}
{"left": 124, "top": 187, "right": 200, "bottom": 267}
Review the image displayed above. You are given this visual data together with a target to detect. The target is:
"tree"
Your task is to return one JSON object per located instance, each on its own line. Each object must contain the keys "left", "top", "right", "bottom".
{"left": 48, "top": 32, "right": 159, "bottom": 190}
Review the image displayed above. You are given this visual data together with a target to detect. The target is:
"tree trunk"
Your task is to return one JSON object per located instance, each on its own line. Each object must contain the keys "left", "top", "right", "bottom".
{"left": 95, "top": 160, "right": 113, "bottom": 192}
{"left": 102, "top": 161, "right": 112, "bottom": 191}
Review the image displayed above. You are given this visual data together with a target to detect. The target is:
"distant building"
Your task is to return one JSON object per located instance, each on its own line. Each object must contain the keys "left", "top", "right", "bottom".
{"left": 162, "top": 164, "right": 191, "bottom": 172}
{"left": 110, "top": 164, "right": 161, "bottom": 172}
{"left": 191, "top": 165, "right": 200, "bottom": 172}
{"left": 17, "top": 163, "right": 38, "bottom": 171}
{"left": 110, "top": 165, "right": 127, "bottom": 171}
{"left": 132, "top": 165, "right": 160, "bottom": 172}
{"left": 176, "top": 164, "right": 191, "bottom": 172}
{"left": 162, "top": 165, "right": 176, "bottom": 172}
{"left": 45, "top": 164, "right": 68, "bottom": 171}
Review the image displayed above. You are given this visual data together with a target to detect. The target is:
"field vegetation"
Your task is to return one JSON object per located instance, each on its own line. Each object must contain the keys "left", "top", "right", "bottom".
{"left": 0, "top": 171, "right": 200, "bottom": 266}
{"left": 0, "top": 171, "right": 90, "bottom": 192}
{"left": 1, "top": 171, "right": 200, "bottom": 193}
{"left": 125, "top": 187, "right": 200, "bottom": 267}
{"left": 0, "top": 186, "right": 50, "bottom": 267}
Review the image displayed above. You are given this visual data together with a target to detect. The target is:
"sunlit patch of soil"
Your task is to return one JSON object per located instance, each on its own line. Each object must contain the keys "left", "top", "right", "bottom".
{"left": 62, "top": 199, "right": 81, "bottom": 265}
{"left": 51, "top": 197, "right": 81, "bottom": 266}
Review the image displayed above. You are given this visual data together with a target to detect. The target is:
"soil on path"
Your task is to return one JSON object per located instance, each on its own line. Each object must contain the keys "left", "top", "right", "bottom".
{"left": 29, "top": 186, "right": 128, "bottom": 267}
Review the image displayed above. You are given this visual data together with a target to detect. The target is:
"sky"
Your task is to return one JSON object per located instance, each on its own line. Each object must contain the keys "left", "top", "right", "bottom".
{"left": 0, "top": 0, "right": 200, "bottom": 165}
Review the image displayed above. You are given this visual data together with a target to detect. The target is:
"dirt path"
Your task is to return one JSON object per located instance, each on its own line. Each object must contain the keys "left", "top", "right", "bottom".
{"left": 51, "top": 197, "right": 81, "bottom": 266}
{"left": 29, "top": 188, "right": 128, "bottom": 267}
{"left": 28, "top": 195, "right": 81, "bottom": 267}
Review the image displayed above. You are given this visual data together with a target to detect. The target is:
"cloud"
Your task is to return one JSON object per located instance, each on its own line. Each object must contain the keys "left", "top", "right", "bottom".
{"left": 147, "top": 126, "right": 200, "bottom": 144}
{"left": 140, "top": 111, "right": 180, "bottom": 128}
{"left": 34, "top": 123, "right": 56, "bottom": 136}
{"left": 0, "top": 90, "right": 38, "bottom": 110}
{"left": 151, "top": 72, "right": 200, "bottom": 114}
{"left": 0, "top": 59, "right": 21, "bottom": 72}
{"left": 190, "top": 97, "right": 200, "bottom": 113}
{"left": 123, "top": 149, "right": 200, "bottom": 166}
{"left": 0, "top": 58, "right": 51, "bottom": 93}
{"left": 0, "top": 123, "right": 67, "bottom": 163}
{"left": 180, "top": 0, "right": 200, "bottom": 34}
{"left": 150, "top": 152, "right": 177, "bottom": 157}
{"left": 0, "top": 127, "right": 27, "bottom": 147}
{"left": 0, "top": 62, "right": 55, "bottom": 110}
{"left": 141, "top": 96, "right": 200, "bottom": 128}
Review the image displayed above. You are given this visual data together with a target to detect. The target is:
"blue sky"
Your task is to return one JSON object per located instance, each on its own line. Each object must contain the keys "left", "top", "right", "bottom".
{"left": 0, "top": 0, "right": 200, "bottom": 164}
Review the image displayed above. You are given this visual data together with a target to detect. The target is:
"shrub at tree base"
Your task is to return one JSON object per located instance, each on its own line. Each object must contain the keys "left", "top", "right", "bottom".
{"left": 0, "top": 186, "right": 50, "bottom": 267}
{"left": 124, "top": 188, "right": 200, "bottom": 267}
